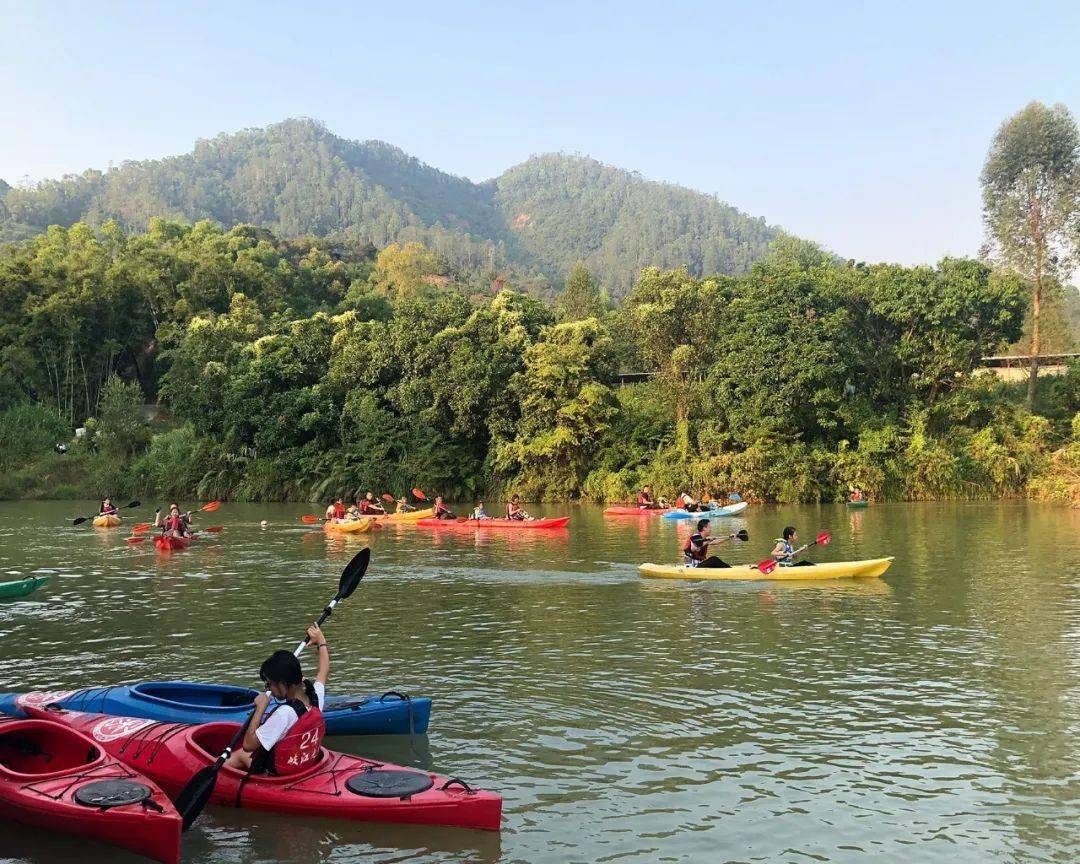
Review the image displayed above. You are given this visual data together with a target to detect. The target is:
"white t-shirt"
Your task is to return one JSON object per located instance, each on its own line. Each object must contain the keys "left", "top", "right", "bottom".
{"left": 254, "top": 681, "right": 326, "bottom": 751}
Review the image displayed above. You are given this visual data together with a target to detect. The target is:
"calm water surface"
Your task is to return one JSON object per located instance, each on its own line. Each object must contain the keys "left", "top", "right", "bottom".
{"left": 0, "top": 501, "right": 1077, "bottom": 863}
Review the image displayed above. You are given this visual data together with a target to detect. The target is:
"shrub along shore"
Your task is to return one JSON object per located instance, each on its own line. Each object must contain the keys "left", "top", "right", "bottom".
{"left": 0, "top": 222, "right": 1077, "bottom": 506}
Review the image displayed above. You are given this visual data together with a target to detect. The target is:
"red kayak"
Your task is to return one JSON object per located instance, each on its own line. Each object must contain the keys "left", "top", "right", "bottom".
{"left": 416, "top": 517, "right": 569, "bottom": 530}
{"left": 602, "top": 506, "right": 671, "bottom": 516}
{"left": 28, "top": 707, "right": 501, "bottom": 832}
{"left": 153, "top": 534, "right": 194, "bottom": 552}
{"left": 0, "top": 715, "right": 181, "bottom": 864}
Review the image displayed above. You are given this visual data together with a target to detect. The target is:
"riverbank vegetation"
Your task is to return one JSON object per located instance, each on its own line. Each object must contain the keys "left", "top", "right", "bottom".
{"left": 0, "top": 217, "right": 1076, "bottom": 505}
{"left": 2, "top": 101, "right": 1079, "bottom": 506}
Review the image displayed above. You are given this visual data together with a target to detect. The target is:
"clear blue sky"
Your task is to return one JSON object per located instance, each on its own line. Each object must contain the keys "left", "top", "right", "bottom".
{"left": 2, "top": 0, "right": 1078, "bottom": 266}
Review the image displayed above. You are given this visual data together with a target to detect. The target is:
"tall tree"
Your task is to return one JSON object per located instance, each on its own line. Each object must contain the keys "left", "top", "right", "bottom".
{"left": 981, "top": 101, "right": 1080, "bottom": 404}
{"left": 555, "top": 261, "right": 606, "bottom": 322}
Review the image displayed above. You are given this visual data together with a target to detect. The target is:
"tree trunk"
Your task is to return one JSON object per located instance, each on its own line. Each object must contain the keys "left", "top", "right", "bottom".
{"left": 1027, "top": 272, "right": 1042, "bottom": 407}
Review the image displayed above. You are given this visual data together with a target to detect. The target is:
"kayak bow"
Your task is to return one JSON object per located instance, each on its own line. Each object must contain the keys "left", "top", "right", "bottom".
{"left": 0, "top": 576, "right": 49, "bottom": 600}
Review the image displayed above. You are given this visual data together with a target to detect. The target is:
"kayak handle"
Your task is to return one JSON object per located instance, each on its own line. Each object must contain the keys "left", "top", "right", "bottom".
{"left": 440, "top": 778, "right": 474, "bottom": 794}
{"left": 379, "top": 691, "right": 409, "bottom": 702}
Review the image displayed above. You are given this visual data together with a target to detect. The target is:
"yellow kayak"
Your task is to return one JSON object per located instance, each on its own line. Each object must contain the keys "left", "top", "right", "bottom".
{"left": 638, "top": 557, "right": 894, "bottom": 581}
{"left": 92, "top": 514, "right": 122, "bottom": 528}
{"left": 323, "top": 518, "right": 374, "bottom": 534}
{"left": 370, "top": 507, "right": 435, "bottom": 524}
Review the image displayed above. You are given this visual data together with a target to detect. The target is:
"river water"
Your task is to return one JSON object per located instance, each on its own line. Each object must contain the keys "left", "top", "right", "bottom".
{"left": 0, "top": 501, "right": 1077, "bottom": 864}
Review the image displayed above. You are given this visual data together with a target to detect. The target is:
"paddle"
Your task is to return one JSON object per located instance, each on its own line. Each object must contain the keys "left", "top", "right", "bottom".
{"left": 73, "top": 500, "right": 140, "bottom": 527}
{"left": 757, "top": 531, "right": 831, "bottom": 575}
{"left": 197, "top": 501, "right": 222, "bottom": 513}
{"left": 131, "top": 523, "right": 151, "bottom": 534}
{"left": 174, "top": 547, "right": 370, "bottom": 831}
{"left": 411, "top": 488, "right": 427, "bottom": 501}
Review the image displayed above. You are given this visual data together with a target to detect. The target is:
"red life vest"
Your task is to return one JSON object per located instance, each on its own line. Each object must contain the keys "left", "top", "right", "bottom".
{"left": 358, "top": 499, "right": 373, "bottom": 514}
{"left": 269, "top": 702, "right": 325, "bottom": 776}
{"left": 332, "top": 503, "right": 346, "bottom": 519}
{"left": 637, "top": 492, "right": 653, "bottom": 507}
{"left": 164, "top": 515, "right": 184, "bottom": 533}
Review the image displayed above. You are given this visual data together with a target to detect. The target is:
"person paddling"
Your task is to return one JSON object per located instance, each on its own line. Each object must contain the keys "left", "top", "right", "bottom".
{"left": 99, "top": 497, "right": 117, "bottom": 516}
{"left": 225, "top": 623, "right": 329, "bottom": 774}
{"left": 325, "top": 499, "right": 346, "bottom": 521}
{"left": 471, "top": 500, "right": 488, "bottom": 519}
{"left": 683, "top": 519, "right": 738, "bottom": 568}
{"left": 849, "top": 488, "right": 865, "bottom": 503}
{"left": 358, "top": 492, "right": 386, "bottom": 516}
{"left": 345, "top": 501, "right": 361, "bottom": 521}
{"left": 637, "top": 485, "right": 659, "bottom": 509}
{"left": 771, "top": 526, "right": 814, "bottom": 567}
{"left": 155, "top": 503, "right": 190, "bottom": 538}
{"left": 675, "top": 492, "right": 701, "bottom": 512}
{"left": 506, "top": 494, "right": 531, "bottom": 521}
{"left": 433, "top": 496, "right": 456, "bottom": 520}
{"left": 395, "top": 495, "right": 416, "bottom": 513}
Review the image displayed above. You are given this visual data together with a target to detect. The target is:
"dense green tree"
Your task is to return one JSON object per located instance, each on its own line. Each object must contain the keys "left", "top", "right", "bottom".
{"left": 555, "top": 261, "right": 606, "bottom": 322}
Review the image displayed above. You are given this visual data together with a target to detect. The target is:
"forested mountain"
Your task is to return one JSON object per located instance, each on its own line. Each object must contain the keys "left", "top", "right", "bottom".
{"left": 0, "top": 119, "right": 783, "bottom": 297}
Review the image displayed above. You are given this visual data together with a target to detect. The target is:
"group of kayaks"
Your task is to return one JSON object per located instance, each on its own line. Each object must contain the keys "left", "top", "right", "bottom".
{"left": 0, "top": 680, "right": 497, "bottom": 863}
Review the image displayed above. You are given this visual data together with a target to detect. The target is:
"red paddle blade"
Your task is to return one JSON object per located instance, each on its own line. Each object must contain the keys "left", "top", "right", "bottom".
{"left": 757, "top": 558, "right": 777, "bottom": 575}
{"left": 412, "top": 488, "right": 427, "bottom": 501}
{"left": 201, "top": 501, "right": 221, "bottom": 513}
{"left": 131, "top": 524, "right": 150, "bottom": 534}
{"left": 816, "top": 531, "right": 831, "bottom": 546}
{"left": 301, "top": 515, "right": 319, "bottom": 524}
{"left": 205, "top": 526, "right": 223, "bottom": 533}
{"left": 126, "top": 536, "right": 146, "bottom": 545}
{"left": 381, "top": 493, "right": 394, "bottom": 502}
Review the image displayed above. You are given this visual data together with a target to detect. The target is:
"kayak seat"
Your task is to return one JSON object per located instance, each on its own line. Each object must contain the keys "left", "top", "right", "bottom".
{"left": 0, "top": 723, "right": 99, "bottom": 775}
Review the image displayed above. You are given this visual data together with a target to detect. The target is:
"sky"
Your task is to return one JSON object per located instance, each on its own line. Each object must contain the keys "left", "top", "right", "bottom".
{"left": 2, "top": 1, "right": 1079, "bottom": 266}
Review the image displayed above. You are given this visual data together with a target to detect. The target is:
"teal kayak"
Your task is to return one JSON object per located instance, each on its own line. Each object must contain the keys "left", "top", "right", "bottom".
{"left": 0, "top": 576, "right": 48, "bottom": 599}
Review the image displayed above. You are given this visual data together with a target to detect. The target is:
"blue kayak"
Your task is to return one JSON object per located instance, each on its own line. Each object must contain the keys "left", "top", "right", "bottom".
{"left": 0, "top": 681, "right": 431, "bottom": 735}
{"left": 661, "top": 502, "right": 749, "bottom": 519}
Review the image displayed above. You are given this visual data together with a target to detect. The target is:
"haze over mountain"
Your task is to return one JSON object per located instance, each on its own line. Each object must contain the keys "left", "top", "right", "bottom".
{"left": 0, "top": 118, "right": 785, "bottom": 297}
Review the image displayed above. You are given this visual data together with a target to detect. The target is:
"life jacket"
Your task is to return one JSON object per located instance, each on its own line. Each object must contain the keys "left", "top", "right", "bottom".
{"left": 164, "top": 514, "right": 185, "bottom": 533}
{"left": 358, "top": 499, "right": 373, "bottom": 514}
{"left": 683, "top": 533, "right": 706, "bottom": 565}
{"left": 332, "top": 503, "right": 346, "bottom": 519}
{"left": 506, "top": 503, "right": 524, "bottom": 520}
{"left": 637, "top": 492, "right": 653, "bottom": 507}
{"left": 101, "top": 504, "right": 116, "bottom": 515}
{"left": 676, "top": 493, "right": 694, "bottom": 509}
{"left": 774, "top": 539, "right": 794, "bottom": 565}
{"left": 267, "top": 700, "right": 324, "bottom": 776}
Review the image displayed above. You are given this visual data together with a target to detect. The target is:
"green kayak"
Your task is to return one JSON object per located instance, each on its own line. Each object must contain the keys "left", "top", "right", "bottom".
{"left": 0, "top": 576, "right": 49, "bottom": 599}
{"left": 846, "top": 500, "right": 869, "bottom": 509}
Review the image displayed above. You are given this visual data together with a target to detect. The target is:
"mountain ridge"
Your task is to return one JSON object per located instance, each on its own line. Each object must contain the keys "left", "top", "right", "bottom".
{"left": 0, "top": 118, "right": 787, "bottom": 296}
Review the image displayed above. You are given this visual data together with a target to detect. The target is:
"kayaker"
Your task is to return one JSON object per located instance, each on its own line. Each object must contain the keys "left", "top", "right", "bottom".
{"left": 345, "top": 501, "right": 362, "bottom": 521}
{"left": 637, "top": 485, "right": 659, "bottom": 509}
{"left": 225, "top": 623, "right": 329, "bottom": 774}
{"left": 358, "top": 492, "right": 386, "bottom": 516}
{"left": 395, "top": 495, "right": 416, "bottom": 513}
{"left": 99, "top": 497, "right": 117, "bottom": 515}
{"left": 471, "top": 500, "right": 488, "bottom": 519}
{"left": 675, "top": 492, "right": 700, "bottom": 512}
{"left": 325, "top": 499, "right": 346, "bottom": 521}
{"left": 771, "top": 526, "right": 814, "bottom": 567}
{"left": 850, "top": 488, "right": 865, "bottom": 502}
{"left": 506, "top": 494, "right": 531, "bottom": 520}
{"left": 433, "top": 496, "right": 456, "bottom": 520}
{"left": 155, "top": 504, "right": 189, "bottom": 538}
{"left": 683, "top": 519, "right": 737, "bottom": 568}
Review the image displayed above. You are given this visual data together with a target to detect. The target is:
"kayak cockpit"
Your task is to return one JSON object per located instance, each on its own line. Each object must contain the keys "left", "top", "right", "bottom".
{"left": 188, "top": 723, "right": 327, "bottom": 775}
{"left": 0, "top": 719, "right": 103, "bottom": 777}
{"left": 131, "top": 682, "right": 259, "bottom": 710}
